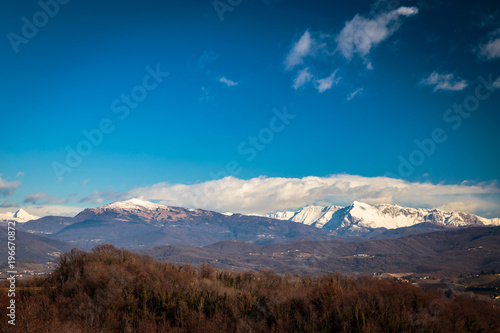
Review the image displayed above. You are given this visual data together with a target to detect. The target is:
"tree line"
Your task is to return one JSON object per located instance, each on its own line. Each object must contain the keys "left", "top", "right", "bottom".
{"left": 1, "top": 244, "right": 499, "bottom": 332}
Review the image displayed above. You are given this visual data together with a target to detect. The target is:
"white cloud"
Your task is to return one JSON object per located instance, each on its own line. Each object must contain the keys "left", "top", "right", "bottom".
{"left": 6, "top": 175, "right": 500, "bottom": 218}
{"left": 0, "top": 200, "right": 19, "bottom": 208}
{"left": 292, "top": 67, "right": 314, "bottom": 90}
{"left": 121, "top": 175, "right": 500, "bottom": 216}
{"left": 283, "top": 6, "right": 418, "bottom": 91}
{"left": 478, "top": 29, "right": 500, "bottom": 60}
{"left": 0, "top": 176, "right": 21, "bottom": 197}
{"left": 219, "top": 77, "right": 239, "bottom": 87}
{"left": 419, "top": 72, "right": 468, "bottom": 92}
{"left": 394, "top": 6, "right": 419, "bottom": 16}
{"left": 199, "top": 86, "right": 213, "bottom": 103}
{"left": 23, "top": 192, "right": 49, "bottom": 204}
{"left": 284, "top": 30, "right": 316, "bottom": 70}
{"left": 23, "top": 192, "right": 75, "bottom": 205}
{"left": 79, "top": 190, "right": 122, "bottom": 204}
{"left": 347, "top": 88, "right": 363, "bottom": 101}
{"left": 198, "top": 49, "right": 218, "bottom": 68}
{"left": 494, "top": 76, "right": 500, "bottom": 89}
{"left": 292, "top": 68, "right": 340, "bottom": 92}
{"left": 436, "top": 201, "right": 479, "bottom": 214}
{"left": 314, "top": 71, "right": 340, "bottom": 93}
{"left": 336, "top": 6, "right": 418, "bottom": 61}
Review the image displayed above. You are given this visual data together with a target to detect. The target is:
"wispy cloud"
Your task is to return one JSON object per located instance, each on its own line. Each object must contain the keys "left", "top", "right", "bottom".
{"left": 477, "top": 28, "right": 500, "bottom": 60}
{"left": 336, "top": 6, "right": 418, "bottom": 64}
{"left": 198, "top": 49, "right": 218, "bottom": 68}
{"left": 0, "top": 200, "right": 19, "bottom": 208}
{"left": 292, "top": 67, "right": 313, "bottom": 90}
{"left": 419, "top": 72, "right": 468, "bottom": 92}
{"left": 79, "top": 190, "right": 122, "bottom": 204}
{"left": 314, "top": 71, "right": 340, "bottom": 93}
{"left": 219, "top": 76, "right": 239, "bottom": 87}
{"left": 292, "top": 68, "right": 340, "bottom": 92}
{"left": 284, "top": 6, "right": 417, "bottom": 91}
{"left": 199, "top": 86, "right": 213, "bottom": 103}
{"left": 494, "top": 76, "right": 500, "bottom": 89}
{"left": 0, "top": 176, "right": 21, "bottom": 197}
{"left": 478, "top": 10, "right": 500, "bottom": 28}
{"left": 347, "top": 88, "right": 363, "bottom": 101}
{"left": 284, "top": 30, "right": 317, "bottom": 70}
{"left": 23, "top": 192, "right": 75, "bottom": 205}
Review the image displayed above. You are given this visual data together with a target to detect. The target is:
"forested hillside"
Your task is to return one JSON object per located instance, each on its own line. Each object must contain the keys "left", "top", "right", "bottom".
{"left": 1, "top": 245, "right": 499, "bottom": 332}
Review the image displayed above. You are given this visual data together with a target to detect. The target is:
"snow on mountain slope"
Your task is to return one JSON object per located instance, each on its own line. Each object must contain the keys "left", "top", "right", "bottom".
{"left": 267, "top": 205, "right": 343, "bottom": 228}
{"left": 267, "top": 201, "right": 499, "bottom": 234}
{"left": 292, "top": 205, "right": 333, "bottom": 226}
{"left": 102, "top": 198, "right": 168, "bottom": 211}
{"left": 26, "top": 198, "right": 331, "bottom": 248}
{"left": 73, "top": 198, "right": 192, "bottom": 226}
{"left": 267, "top": 210, "right": 296, "bottom": 220}
{"left": 0, "top": 209, "right": 40, "bottom": 223}
{"left": 342, "top": 202, "right": 428, "bottom": 229}
{"left": 69, "top": 198, "right": 500, "bottom": 238}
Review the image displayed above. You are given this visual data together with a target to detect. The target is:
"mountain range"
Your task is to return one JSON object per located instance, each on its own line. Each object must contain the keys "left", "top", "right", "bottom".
{"left": 18, "top": 198, "right": 330, "bottom": 249}
{"left": 267, "top": 201, "right": 500, "bottom": 236}
{"left": 1, "top": 198, "right": 500, "bottom": 277}
{"left": 10, "top": 198, "right": 500, "bottom": 247}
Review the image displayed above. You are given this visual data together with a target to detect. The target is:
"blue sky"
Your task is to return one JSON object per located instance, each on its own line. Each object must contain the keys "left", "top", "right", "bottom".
{"left": 1, "top": 0, "right": 500, "bottom": 217}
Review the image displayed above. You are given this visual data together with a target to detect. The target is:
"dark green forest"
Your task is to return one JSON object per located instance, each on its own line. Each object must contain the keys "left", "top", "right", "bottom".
{"left": 1, "top": 245, "right": 499, "bottom": 332}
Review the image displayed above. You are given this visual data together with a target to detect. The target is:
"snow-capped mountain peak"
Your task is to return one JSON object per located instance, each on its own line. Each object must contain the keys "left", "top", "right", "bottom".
{"left": 73, "top": 198, "right": 189, "bottom": 226}
{"left": 267, "top": 201, "right": 499, "bottom": 236}
{"left": 0, "top": 209, "right": 40, "bottom": 223}
{"left": 350, "top": 200, "right": 369, "bottom": 208}
{"left": 102, "top": 198, "right": 167, "bottom": 211}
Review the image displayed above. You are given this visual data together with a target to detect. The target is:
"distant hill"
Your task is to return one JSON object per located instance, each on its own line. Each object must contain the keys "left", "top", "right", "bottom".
{"left": 0, "top": 227, "right": 74, "bottom": 267}
{"left": 139, "top": 226, "right": 500, "bottom": 277}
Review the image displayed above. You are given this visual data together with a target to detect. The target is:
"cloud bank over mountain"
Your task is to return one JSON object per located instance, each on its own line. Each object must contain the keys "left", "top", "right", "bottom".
{"left": 114, "top": 175, "right": 500, "bottom": 217}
